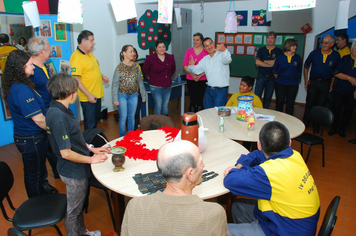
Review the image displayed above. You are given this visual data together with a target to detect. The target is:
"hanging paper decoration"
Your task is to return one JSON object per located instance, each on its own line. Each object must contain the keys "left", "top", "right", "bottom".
{"left": 158, "top": 0, "right": 173, "bottom": 24}
{"left": 200, "top": 1, "right": 204, "bottom": 23}
{"left": 57, "top": 0, "right": 83, "bottom": 24}
{"left": 137, "top": 10, "right": 172, "bottom": 50}
{"left": 251, "top": 9, "right": 269, "bottom": 26}
{"left": 174, "top": 8, "right": 182, "bottom": 28}
{"left": 224, "top": 0, "right": 238, "bottom": 33}
{"left": 127, "top": 18, "right": 138, "bottom": 33}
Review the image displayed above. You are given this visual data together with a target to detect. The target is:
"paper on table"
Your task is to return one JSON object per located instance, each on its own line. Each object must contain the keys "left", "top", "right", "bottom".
{"left": 22, "top": 1, "right": 40, "bottom": 28}
{"left": 255, "top": 114, "right": 275, "bottom": 121}
{"left": 58, "top": 0, "right": 83, "bottom": 24}
{"left": 110, "top": 0, "right": 137, "bottom": 22}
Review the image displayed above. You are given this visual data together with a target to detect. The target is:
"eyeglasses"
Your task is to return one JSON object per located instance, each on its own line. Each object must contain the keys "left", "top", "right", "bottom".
{"left": 322, "top": 41, "right": 331, "bottom": 44}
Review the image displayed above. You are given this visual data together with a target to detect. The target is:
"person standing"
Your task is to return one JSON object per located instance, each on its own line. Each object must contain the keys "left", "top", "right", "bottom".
{"left": 255, "top": 31, "right": 283, "bottom": 109}
{"left": 303, "top": 34, "right": 340, "bottom": 129}
{"left": 0, "top": 34, "right": 17, "bottom": 73}
{"left": 112, "top": 45, "right": 147, "bottom": 137}
{"left": 188, "top": 37, "right": 232, "bottom": 109}
{"left": 27, "top": 36, "right": 59, "bottom": 178}
{"left": 70, "top": 30, "right": 110, "bottom": 130}
{"left": 336, "top": 33, "right": 350, "bottom": 58}
{"left": 46, "top": 73, "right": 108, "bottom": 236}
{"left": 183, "top": 32, "right": 208, "bottom": 112}
{"left": 273, "top": 39, "right": 302, "bottom": 115}
{"left": 142, "top": 40, "right": 176, "bottom": 115}
{"left": 1, "top": 50, "right": 57, "bottom": 198}
{"left": 121, "top": 140, "right": 228, "bottom": 236}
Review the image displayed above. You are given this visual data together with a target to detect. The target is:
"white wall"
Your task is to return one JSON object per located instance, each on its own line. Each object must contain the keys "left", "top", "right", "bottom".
{"left": 77, "top": 0, "right": 356, "bottom": 113}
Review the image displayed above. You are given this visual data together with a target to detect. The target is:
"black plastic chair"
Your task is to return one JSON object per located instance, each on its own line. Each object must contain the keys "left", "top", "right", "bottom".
{"left": 294, "top": 106, "right": 333, "bottom": 167}
{"left": 139, "top": 114, "right": 175, "bottom": 131}
{"left": 82, "top": 128, "right": 116, "bottom": 231}
{"left": 318, "top": 196, "right": 340, "bottom": 236}
{"left": 7, "top": 228, "right": 27, "bottom": 236}
{"left": 0, "top": 162, "right": 67, "bottom": 236}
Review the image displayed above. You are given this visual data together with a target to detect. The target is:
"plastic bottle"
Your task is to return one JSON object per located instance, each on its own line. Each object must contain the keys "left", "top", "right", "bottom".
{"left": 219, "top": 116, "right": 224, "bottom": 133}
{"left": 181, "top": 112, "right": 199, "bottom": 146}
{"left": 177, "top": 74, "right": 181, "bottom": 83}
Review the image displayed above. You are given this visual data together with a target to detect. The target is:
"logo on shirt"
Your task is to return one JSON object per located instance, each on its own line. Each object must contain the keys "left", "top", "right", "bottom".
{"left": 71, "top": 67, "right": 76, "bottom": 72}
{"left": 328, "top": 61, "right": 333, "bottom": 67}
{"left": 62, "top": 135, "right": 69, "bottom": 140}
{"left": 293, "top": 61, "right": 298, "bottom": 67}
{"left": 26, "top": 98, "right": 34, "bottom": 103}
{"left": 271, "top": 53, "right": 276, "bottom": 59}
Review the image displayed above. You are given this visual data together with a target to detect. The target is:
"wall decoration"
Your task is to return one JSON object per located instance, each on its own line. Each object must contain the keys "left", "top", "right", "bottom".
{"left": 137, "top": 10, "right": 172, "bottom": 50}
{"left": 217, "top": 34, "right": 226, "bottom": 44}
{"left": 275, "top": 35, "right": 283, "bottom": 45}
{"left": 45, "top": 61, "right": 57, "bottom": 75}
{"left": 127, "top": 18, "right": 138, "bottom": 33}
{"left": 253, "top": 34, "right": 263, "bottom": 45}
{"left": 246, "top": 46, "right": 255, "bottom": 55}
{"left": 59, "top": 60, "right": 71, "bottom": 74}
{"left": 235, "top": 10, "right": 247, "bottom": 26}
{"left": 50, "top": 46, "right": 62, "bottom": 57}
{"left": 236, "top": 45, "right": 245, "bottom": 55}
{"left": 251, "top": 9, "right": 269, "bottom": 26}
{"left": 40, "top": 20, "right": 52, "bottom": 37}
{"left": 234, "top": 34, "right": 243, "bottom": 44}
{"left": 226, "top": 35, "right": 234, "bottom": 44}
{"left": 226, "top": 45, "right": 234, "bottom": 54}
{"left": 244, "top": 34, "right": 252, "bottom": 44}
{"left": 263, "top": 35, "right": 267, "bottom": 45}
{"left": 54, "top": 23, "right": 67, "bottom": 41}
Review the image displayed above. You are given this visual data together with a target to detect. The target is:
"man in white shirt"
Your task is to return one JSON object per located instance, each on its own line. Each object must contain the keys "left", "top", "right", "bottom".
{"left": 188, "top": 37, "right": 232, "bottom": 109}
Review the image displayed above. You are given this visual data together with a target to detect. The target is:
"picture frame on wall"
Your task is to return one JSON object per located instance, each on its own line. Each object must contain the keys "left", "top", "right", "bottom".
{"left": 225, "top": 35, "right": 234, "bottom": 44}
{"left": 276, "top": 35, "right": 283, "bottom": 45}
{"left": 253, "top": 34, "right": 263, "bottom": 45}
{"left": 246, "top": 46, "right": 255, "bottom": 55}
{"left": 244, "top": 34, "right": 253, "bottom": 44}
{"left": 234, "top": 34, "right": 243, "bottom": 44}
{"left": 217, "top": 34, "right": 226, "bottom": 44}
{"left": 49, "top": 46, "right": 62, "bottom": 58}
{"left": 54, "top": 23, "right": 67, "bottom": 41}
{"left": 226, "top": 45, "right": 234, "bottom": 54}
{"left": 236, "top": 45, "right": 245, "bottom": 55}
{"left": 45, "top": 61, "right": 57, "bottom": 76}
{"left": 59, "top": 60, "right": 71, "bottom": 74}
{"left": 40, "top": 20, "right": 52, "bottom": 37}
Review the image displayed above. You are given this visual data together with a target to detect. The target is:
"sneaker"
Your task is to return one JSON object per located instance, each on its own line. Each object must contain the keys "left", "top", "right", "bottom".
{"left": 85, "top": 229, "right": 101, "bottom": 236}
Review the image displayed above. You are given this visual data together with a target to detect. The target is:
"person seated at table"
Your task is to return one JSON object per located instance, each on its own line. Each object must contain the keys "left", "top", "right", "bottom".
{"left": 46, "top": 73, "right": 108, "bottom": 236}
{"left": 224, "top": 121, "right": 320, "bottom": 236}
{"left": 226, "top": 76, "right": 262, "bottom": 108}
{"left": 121, "top": 140, "right": 229, "bottom": 236}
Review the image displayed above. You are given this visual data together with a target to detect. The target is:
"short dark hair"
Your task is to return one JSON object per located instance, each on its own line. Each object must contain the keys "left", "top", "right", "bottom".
{"left": 77, "top": 30, "right": 94, "bottom": 45}
{"left": 241, "top": 76, "right": 255, "bottom": 88}
{"left": 0, "top": 34, "right": 9, "bottom": 44}
{"left": 259, "top": 121, "right": 290, "bottom": 156}
{"left": 157, "top": 152, "right": 197, "bottom": 182}
{"left": 267, "top": 31, "right": 276, "bottom": 38}
{"left": 283, "top": 38, "right": 298, "bottom": 52}
{"left": 155, "top": 40, "right": 165, "bottom": 48}
{"left": 193, "top": 32, "right": 204, "bottom": 41}
{"left": 202, "top": 37, "right": 213, "bottom": 47}
{"left": 133, "top": 47, "right": 138, "bottom": 61}
{"left": 337, "top": 33, "right": 349, "bottom": 43}
{"left": 47, "top": 73, "right": 78, "bottom": 100}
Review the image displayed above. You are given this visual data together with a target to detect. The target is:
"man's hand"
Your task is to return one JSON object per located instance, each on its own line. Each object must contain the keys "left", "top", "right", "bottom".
{"left": 305, "top": 81, "right": 310, "bottom": 90}
{"left": 87, "top": 94, "right": 98, "bottom": 103}
{"left": 349, "top": 77, "right": 356, "bottom": 86}
{"left": 91, "top": 147, "right": 108, "bottom": 154}
{"left": 216, "top": 44, "right": 227, "bottom": 52}
{"left": 113, "top": 101, "right": 119, "bottom": 106}
{"left": 102, "top": 75, "right": 110, "bottom": 84}
{"left": 188, "top": 55, "right": 197, "bottom": 66}
{"left": 224, "top": 166, "right": 237, "bottom": 177}
{"left": 91, "top": 153, "right": 108, "bottom": 164}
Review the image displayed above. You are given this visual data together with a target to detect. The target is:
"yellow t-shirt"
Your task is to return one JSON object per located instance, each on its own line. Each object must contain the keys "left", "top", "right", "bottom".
{"left": 70, "top": 49, "right": 104, "bottom": 102}
{"left": 226, "top": 91, "right": 263, "bottom": 108}
{"left": 338, "top": 46, "right": 351, "bottom": 59}
{"left": 0, "top": 45, "right": 17, "bottom": 73}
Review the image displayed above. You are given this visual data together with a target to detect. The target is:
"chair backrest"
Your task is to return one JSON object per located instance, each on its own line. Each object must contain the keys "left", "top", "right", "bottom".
{"left": 0, "top": 162, "right": 14, "bottom": 202}
{"left": 140, "top": 114, "right": 175, "bottom": 131}
{"left": 311, "top": 106, "right": 334, "bottom": 127}
{"left": 82, "top": 128, "right": 108, "bottom": 147}
{"left": 318, "top": 196, "right": 340, "bottom": 236}
{"left": 7, "top": 228, "right": 27, "bottom": 236}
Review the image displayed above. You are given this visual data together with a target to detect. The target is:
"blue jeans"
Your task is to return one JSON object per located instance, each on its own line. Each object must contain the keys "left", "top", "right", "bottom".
{"left": 255, "top": 74, "right": 275, "bottom": 109}
{"left": 150, "top": 86, "right": 171, "bottom": 115}
{"left": 204, "top": 86, "right": 228, "bottom": 109}
{"left": 14, "top": 131, "right": 49, "bottom": 198}
{"left": 81, "top": 98, "right": 101, "bottom": 131}
{"left": 118, "top": 92, "right": 138, "bottom": 137}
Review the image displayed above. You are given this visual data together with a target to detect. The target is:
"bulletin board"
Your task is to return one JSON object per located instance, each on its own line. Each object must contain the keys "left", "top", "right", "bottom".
{"left": 215, "top": 32, "right": 306, "bottom": 78}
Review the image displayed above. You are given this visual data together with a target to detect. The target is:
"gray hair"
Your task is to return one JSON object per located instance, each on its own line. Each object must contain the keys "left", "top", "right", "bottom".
{"left": 27, "top": 36, "right": 49, "bottom": 56}
{"left": 324, "top": 34, "right": 335, "bottom": 43}
{"left": 351, "top": 41, "right": 356, "bottom": 51}
{"left": 157, "top": 152, "right": 197, "bottom": 183}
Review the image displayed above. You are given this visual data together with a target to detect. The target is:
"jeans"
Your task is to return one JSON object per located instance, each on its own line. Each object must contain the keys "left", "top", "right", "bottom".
{"left": 81, "top": 98, "right": 101, "bottom": 131}
{"left": 14, "top": 131, "right": 49, "bottom": 198}
{"left": 150, "top": 86, "right": 171, "bottom": 115}
{"left": 204, "top": 86, "right": 228, "bottom": 109}
{"left": 187, "top": 80, "right": 207, "bottom": 111}
{"left": 255, "top": 74, "right": 275, "bottom": 109}
{"left": 118, "top": 92, "right": 138, "bottom": 137}
{"left": 275, "top": 83, "right": 299, "bottom": 115}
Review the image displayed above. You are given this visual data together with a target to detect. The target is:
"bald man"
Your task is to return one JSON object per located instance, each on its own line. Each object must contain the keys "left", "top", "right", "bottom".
{"left": 121, "top": 140, "right": 228, "bottom": 236}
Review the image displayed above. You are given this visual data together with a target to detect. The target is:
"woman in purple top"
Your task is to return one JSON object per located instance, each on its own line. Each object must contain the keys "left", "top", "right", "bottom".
{"left": 183, "top": 33, "right": 208, "bottom": 112}
{"left": 143, "top": 40, "right": 176, "bottom": 115}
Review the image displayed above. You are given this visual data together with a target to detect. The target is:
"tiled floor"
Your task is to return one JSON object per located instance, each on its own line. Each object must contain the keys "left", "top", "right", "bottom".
{"left": 0, "top": 98, "right": 355, "bottom": 236}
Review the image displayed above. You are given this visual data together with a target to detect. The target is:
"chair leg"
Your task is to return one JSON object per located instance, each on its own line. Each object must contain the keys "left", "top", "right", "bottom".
{"left": 28, "top": 230, "right": 31, "bottom": 236}
{"left": 51, "top": 224, "right": 63, "bottom": 236}
{"left": 104, "top": 189, "right": 116, "bottom": 231}
{"left": 322, "top": 143, "right": 325, "bottom": 167}
{"left": 305, "top": 145, "right": 313, "bottom": 164}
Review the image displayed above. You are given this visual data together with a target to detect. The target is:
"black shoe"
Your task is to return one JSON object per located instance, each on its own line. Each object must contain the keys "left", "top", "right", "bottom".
{"left": 43, "top": 184, "right": 58, "bottom": 194}
{"left": 328, "top": 128, "right": 337, "bottom": 136}
{"left": 349, "top": 139, "right": 356, "bottom": 144}
{"left": 339, "top": 130, "right": 346, "bottom": 138}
